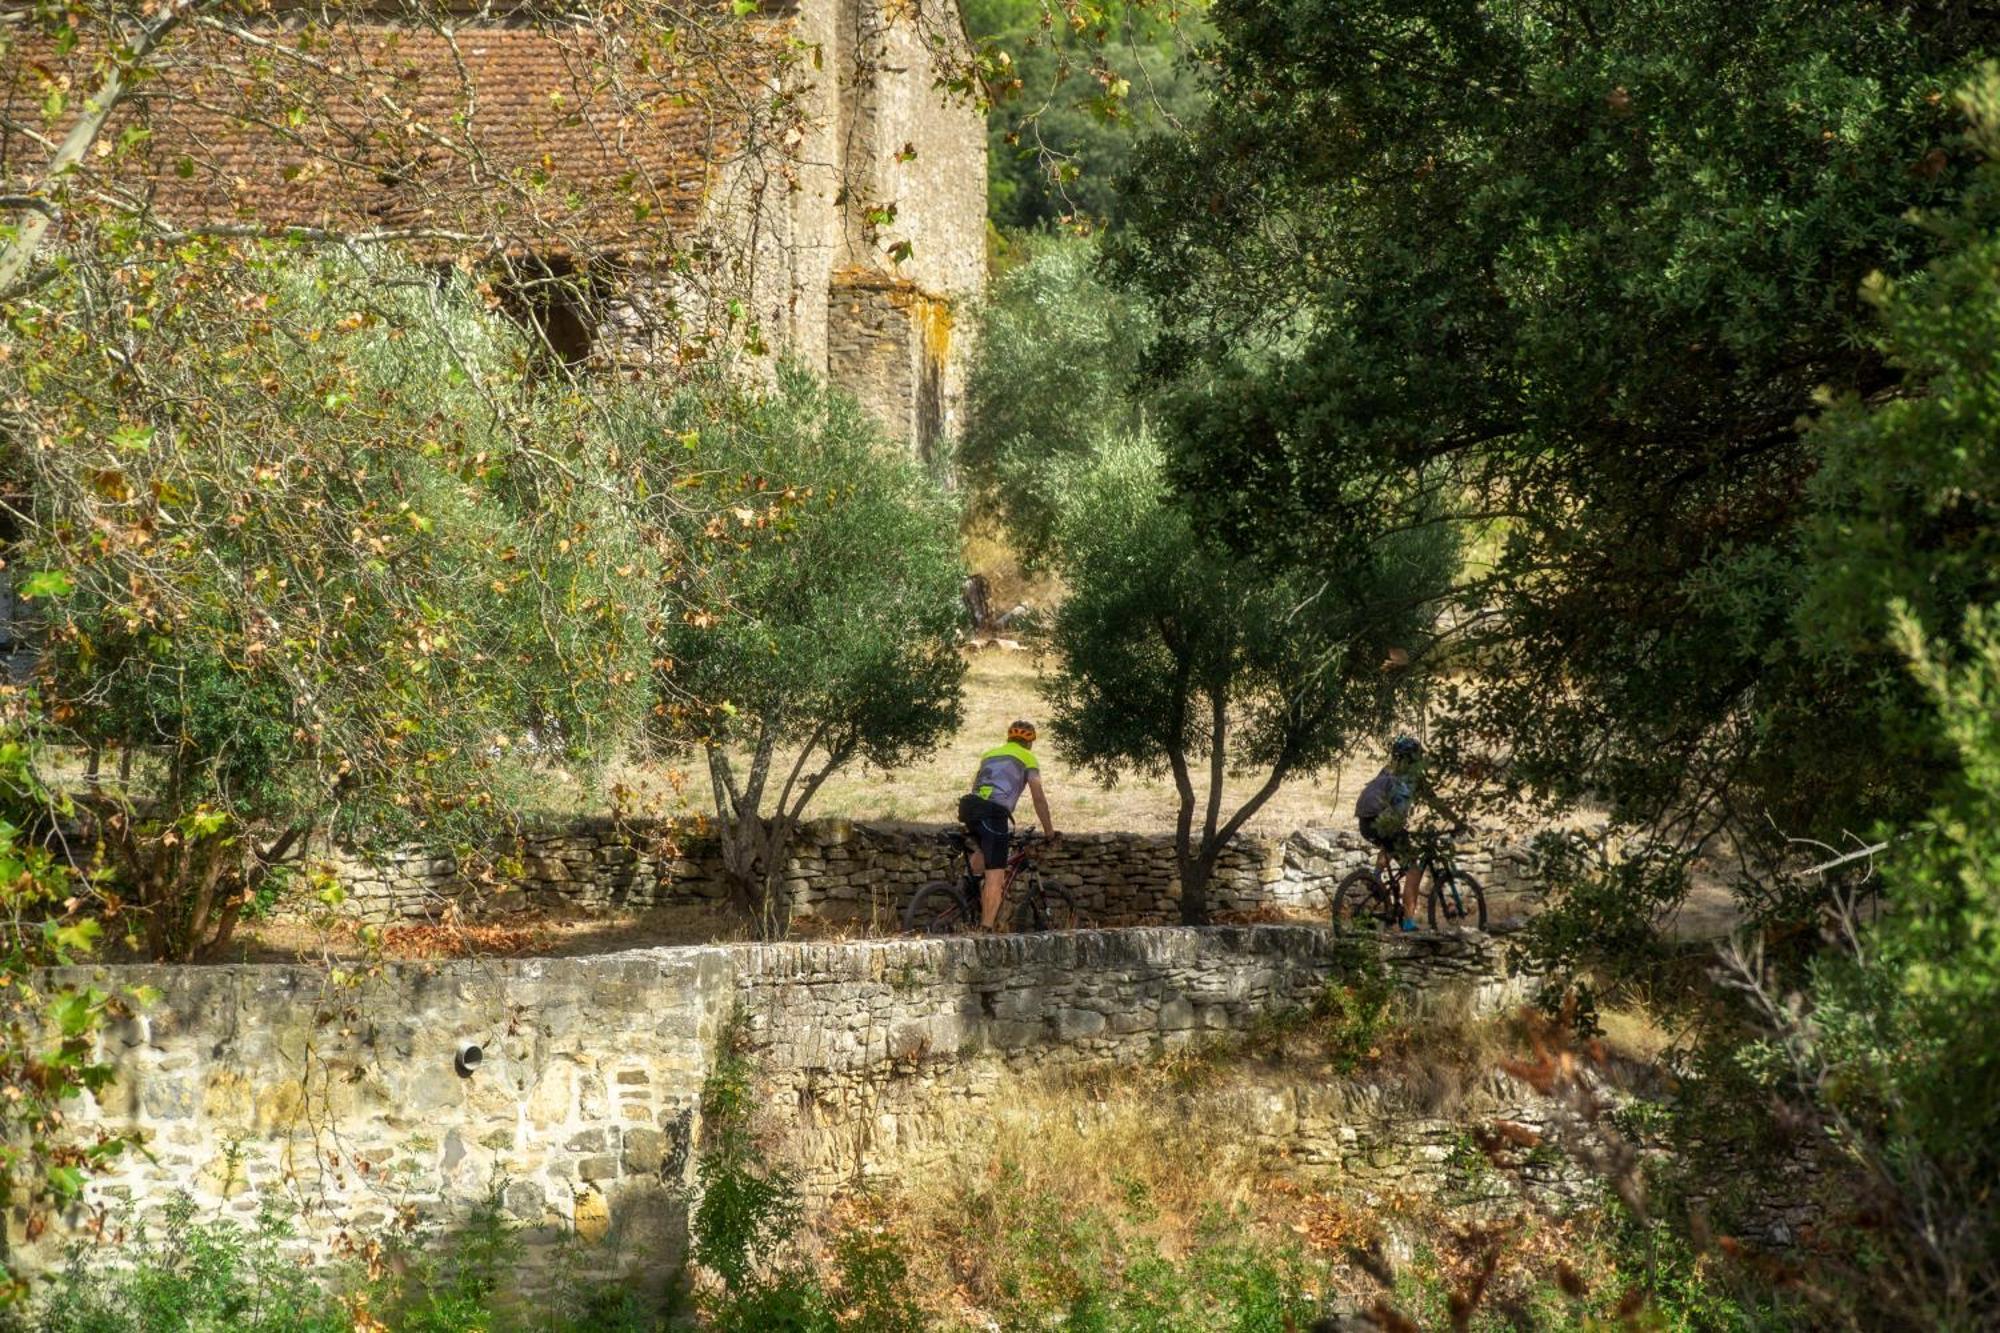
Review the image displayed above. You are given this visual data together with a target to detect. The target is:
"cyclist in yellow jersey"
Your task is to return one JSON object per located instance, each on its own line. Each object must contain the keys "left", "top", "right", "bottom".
{"left": 957, "top": 720, "right": 1058, "bottom": 929}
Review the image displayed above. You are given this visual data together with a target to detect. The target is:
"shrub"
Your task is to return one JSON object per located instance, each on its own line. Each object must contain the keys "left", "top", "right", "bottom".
{"left": 3, "top": 251, "right": 651, "bottom": 960}
{"left": 956, "top": 235, "right": 1152, "bottom": 552}
{"left": 1043, "top": 439, "right": 1453, "bottom": 923}
{"left": 18, "top": 1190, "right": 656, "bottom": 1333}
{"left": 641, "top": 366, "right": 965, "bottom": 936}
{"left": 688, "top": 1014, "right": 926, "bottom": 1332}
{"left": 25, "top": 1195, "right": 344, "bottom": 1332}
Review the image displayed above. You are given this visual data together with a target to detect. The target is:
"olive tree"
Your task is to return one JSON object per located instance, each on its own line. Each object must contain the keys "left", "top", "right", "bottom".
{"left": 957, "top": 235, "right": 1155, "bottom": 550}
{"left": 647, "top": 367, "right": 965, "bottom": 935}
{"left": 1043, "top": 439, "right": 1453, "bottom": 924}
{"left": 2, "top": 251, "right": 651, "bottom": 960}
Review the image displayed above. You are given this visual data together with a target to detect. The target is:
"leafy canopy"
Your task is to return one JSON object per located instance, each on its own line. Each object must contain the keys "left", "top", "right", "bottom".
{"left": 963, "top": 0, "right": 1204, "bottom": 230}
{"left": 1111, "top": 0, "right": 2000, "bottom": 882}
{"left": 1751, "top": 70, "right": 2000, "bottom": 1323}
{"left": 654, "top": 365, "right": 965, "bottom": 772}
{"left": 957, "top": 234, "right": 1154, "bottom": 550}
{"left": 1044, "top": 438, "right": 1453, "bottom": 921}
{"left": 644, "top": 366, "right": 965, "bottom": 927}
{"left": 3, "top": 248, "right": 651, "bottom": 957}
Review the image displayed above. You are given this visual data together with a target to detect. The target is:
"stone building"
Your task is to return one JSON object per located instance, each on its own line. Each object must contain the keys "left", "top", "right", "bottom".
{"left": 1, "top": 2, "right": 986, "bottom": 456}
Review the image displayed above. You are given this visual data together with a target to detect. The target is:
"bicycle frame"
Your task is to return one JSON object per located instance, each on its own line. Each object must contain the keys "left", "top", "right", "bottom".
{"left": 1337, "top": 824, "right": 1484, "bottom": 935}
{"left": 955, "top": 832, "right": 1038, "bottom": 897}
{"left": 1367, "top": 832, "right": 1459, "bottom": 903}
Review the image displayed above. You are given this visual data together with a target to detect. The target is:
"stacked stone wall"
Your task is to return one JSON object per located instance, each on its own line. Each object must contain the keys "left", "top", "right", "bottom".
{"left": 21, "top": 927, "right": 1541, "bottom": 1287}
{"left": 732, "top": 927, "right": 1542, "bottom": 1201}
{"left": 328, "top": 818, "right": 1542, "bottom": 926}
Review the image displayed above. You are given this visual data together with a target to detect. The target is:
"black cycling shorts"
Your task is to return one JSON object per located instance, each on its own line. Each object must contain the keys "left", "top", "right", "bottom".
{"left": 957, "top": 793, "right": 1012, "bottom": 868}
{"left": 1358, "top": 816, "right": 1410, "bottom": 858}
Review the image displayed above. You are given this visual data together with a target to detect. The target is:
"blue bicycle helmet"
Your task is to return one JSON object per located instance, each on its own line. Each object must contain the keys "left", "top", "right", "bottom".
{"left": 1390, "top": 735, "right": 1423, "bottom": 761}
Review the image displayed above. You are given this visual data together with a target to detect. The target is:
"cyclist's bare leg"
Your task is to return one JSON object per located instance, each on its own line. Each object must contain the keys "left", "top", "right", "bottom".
{"left": 1401, "top": 863, "right": 1424, "bottom": 920}
{"left": 980, "top": 868, "right": 1006, "bottom": 929}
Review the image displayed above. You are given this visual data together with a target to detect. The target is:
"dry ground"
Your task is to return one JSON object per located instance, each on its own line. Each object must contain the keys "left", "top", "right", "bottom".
{"left": 217, "top": 647, "right": 1741, "bottom": 960}
{"left": 580, "top": 647, "right": 1392, "bottom": 835}
{"left": 793, "top": 998, "right": 1679, "bottom": 1330}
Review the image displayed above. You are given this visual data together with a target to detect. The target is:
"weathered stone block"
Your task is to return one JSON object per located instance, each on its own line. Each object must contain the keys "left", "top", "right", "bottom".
{"left": 1156, "top": 997, "right": 1196, "bottom": 1031}
{"left": 622, "top": 1128, "right": 668, "bottom": 1176}
{"left": 1054, "top": 1008, "right": 1106, "bottom": 1040}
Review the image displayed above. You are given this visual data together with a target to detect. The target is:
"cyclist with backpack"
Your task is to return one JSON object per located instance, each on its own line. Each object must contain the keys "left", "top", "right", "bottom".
{"left": 1354, "top": 735, "right": 1461, "bottom": 932}
{"left": 958, "top": 719, "right": 1058, "bottom": 930}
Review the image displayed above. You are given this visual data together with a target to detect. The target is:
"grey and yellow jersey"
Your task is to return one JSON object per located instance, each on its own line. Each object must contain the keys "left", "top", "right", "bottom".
{"left": 970, "top": 741, "right": 1039, "bottom": 813}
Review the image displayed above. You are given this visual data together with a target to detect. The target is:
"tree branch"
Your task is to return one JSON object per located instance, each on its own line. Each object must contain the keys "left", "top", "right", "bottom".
{"left": 0, "top": 0, "right": 209, "bottom": 296}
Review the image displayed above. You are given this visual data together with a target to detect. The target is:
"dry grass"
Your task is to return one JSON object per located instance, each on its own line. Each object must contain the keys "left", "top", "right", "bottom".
{"left": 818, "top": 1005, "right": 1617, "bottom": 1327}
{"left": 960, "top": 513, "right": 1064, "bottom": 620}
{"left": 863, "top": 1071, "right": 1302, "bottom": 1324}
{"left": 575, "top": 649, "right": 1390, "bottom": 835}
{"left": 219, "top": 902, "right": 757, "bottom": 964}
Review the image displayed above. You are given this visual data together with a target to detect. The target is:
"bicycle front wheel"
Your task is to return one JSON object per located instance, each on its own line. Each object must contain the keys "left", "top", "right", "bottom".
{"left": 1333, "top": 869, "right": 1392, "bottom": 936}
{"left": 1013, "top": 878, "right": 1083, "bottom": 932}
{"left": 1427, "top": 871, "right": 1488, "bottom": 932}
{"left": 904, "top": 881, "right": 969, "bottom": 935}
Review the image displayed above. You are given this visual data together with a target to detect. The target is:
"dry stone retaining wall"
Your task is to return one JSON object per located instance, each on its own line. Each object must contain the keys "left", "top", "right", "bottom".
{"left": 731, "top": 926, "right": 1548, "bottom": 1204}
{"left": 328, "top": 819, "right": 1541, "bottom": 925}
{"left": 19, "top": 926, "right": 1542, "bottom": 1288}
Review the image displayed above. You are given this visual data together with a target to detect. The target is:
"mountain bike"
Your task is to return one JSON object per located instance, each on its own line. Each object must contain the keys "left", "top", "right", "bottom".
{"left": 1331, "top": 825, "right": 1487, "bottom": 934}
{"left": 902, "top": 829, "right": 1083, "bottom": 933}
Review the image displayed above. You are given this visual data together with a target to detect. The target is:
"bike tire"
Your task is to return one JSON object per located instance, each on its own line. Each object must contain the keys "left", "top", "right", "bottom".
{"left": 1427, "top": 871, "right": 1488, "bottom": 932}
{"left": 904, "top": 881, "right": 969, "bottom": 935}
{"left": 1013, "top": 878, "right": 1083, "bottom": 933}
{"left": 1332, "top": 869, "right": 1393, "bottom": 936}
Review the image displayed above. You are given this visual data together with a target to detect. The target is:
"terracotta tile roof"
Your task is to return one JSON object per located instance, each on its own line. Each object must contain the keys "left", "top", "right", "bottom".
{"left": 3, "top": 19, "right": 778, "bottom": 255}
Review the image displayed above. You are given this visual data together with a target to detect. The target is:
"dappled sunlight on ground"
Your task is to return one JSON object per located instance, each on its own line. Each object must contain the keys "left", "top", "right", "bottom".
{"left": 560, "top": 648, "right": 1393, "bottom": 835}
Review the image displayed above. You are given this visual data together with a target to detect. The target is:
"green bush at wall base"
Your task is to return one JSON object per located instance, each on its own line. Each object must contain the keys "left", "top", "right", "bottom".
{"left": 12, "top": 1191, "right": 652, "bottom": 1333}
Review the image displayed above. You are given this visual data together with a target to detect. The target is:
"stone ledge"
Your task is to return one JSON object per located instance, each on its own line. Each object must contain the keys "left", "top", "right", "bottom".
{"left": 21, "top": 923, "right": 1533, "bottom": 1289}
{"left": 318, "top": 818, "right": 1545, "bottom": 926}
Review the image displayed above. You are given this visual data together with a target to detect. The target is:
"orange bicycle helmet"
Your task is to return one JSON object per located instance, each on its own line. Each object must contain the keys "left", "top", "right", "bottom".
{"left": 1007, "top": 719, "right": 1038, "bottom": 744}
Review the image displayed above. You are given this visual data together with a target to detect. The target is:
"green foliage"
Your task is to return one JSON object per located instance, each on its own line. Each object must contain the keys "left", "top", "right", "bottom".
{"left": 3, "top": 248, "right": 651, "bottom": 959}
{"left": 1668, "top": 74, "right": 2000, "bottom": 1326}
{"left": 1723, "top": 609, "right": 2000, "bottom": 1327}
{"left": 26, "top": 1196, "right": 344, "bottom": 1333}
{"left": 643, "top": 365, "right": 964, "bottom": 932}
{"left": 1511, "top": 832, "right": 1690, "bottom": 994}
{"left": 1306, "top": 938, "right": 1396, "bottom": 1075}
{"left": 19, "top": 1190, "right": 654, "bottom": 1333}
{"left": 957, "top": 234, "right": 1152, "bottom": 550}
{"left": 962, "top": 0, "right": 1204, "bottom": 230}
{"left": 1693, "top": 74, "right": 2000, "bottom": 1326}
{"left": 1110, "top": 0, "right": 2000, "bottom": 903}
{"left": 956, "top": 1163, "right": 1322, "bottom": 1332}
{"left": 1800, "top": 70, "right": 2000, "bottom": 659}
{"left": 690, "top": 1013, "right": 925, "bottom": 1332}
{"left": 0, "top": 723, "right": 134, "bottom": 1302}
{"left": 1043, "top": 438, "right": 1453, "bottom": 921}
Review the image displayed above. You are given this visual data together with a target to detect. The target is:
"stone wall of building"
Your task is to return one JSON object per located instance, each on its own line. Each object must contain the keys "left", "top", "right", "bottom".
{"left": 19, "top": 927, "right": 1544, "bottom": 1287}
{"left": 815, "top": 0, "right": 982, "bottom": 454}
{"left": 824, "top": 271, "right": 943, "bottom": 464}
{"left": 327, "top": 817, "right": 1543, "bottom": 927}
{"left": 830, "top": 0, "right": 986, "bottom": 303}
{"left": 593, "top": 0, "right": 985, "bottom": 454}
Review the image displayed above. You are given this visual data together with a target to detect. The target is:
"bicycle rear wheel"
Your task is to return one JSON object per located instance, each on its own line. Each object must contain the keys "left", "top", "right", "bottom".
{"left": 1427, "top": 871, "right": 1488, "bottom": 932}
{"left": 1333, "top": 869, "right": 1393, "bottom": 935}
{"left": 904, "top": 881, "right": 969, "bottom": 934}
{"left": 1013, "top": 878, "right": 1083, "bottom": 932}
